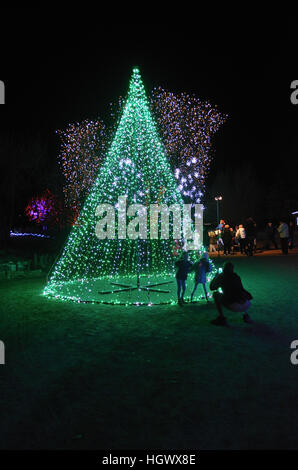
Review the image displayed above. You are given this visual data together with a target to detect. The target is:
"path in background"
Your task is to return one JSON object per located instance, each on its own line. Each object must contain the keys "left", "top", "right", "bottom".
{"left": 209, "top": 247, "right": 298, "bottom": 258}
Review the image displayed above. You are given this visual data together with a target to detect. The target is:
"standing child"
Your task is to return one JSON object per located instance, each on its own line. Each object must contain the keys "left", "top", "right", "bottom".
{"left": 175, "top": 251, "right": 193, "bottom": 305}
{"left": 191, "top": 252, "right": 211, "bottom": 302}
{"left": 208, "top": 231, "right": 217, "bottom": 253}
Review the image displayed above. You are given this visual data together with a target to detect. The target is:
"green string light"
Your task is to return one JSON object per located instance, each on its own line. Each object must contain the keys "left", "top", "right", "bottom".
{"left": 44, "top": 67, "right": 217, "bottom": 304}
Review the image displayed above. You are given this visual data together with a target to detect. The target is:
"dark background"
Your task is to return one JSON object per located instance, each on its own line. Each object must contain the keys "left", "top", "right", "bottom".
{"left": 0, "top": 9, "right": 296, "bottom": 231}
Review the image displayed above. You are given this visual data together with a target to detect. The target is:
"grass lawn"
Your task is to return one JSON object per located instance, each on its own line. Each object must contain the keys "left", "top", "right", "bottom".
{"left": 0, "top": 253, "right": 298, "bottom": 450}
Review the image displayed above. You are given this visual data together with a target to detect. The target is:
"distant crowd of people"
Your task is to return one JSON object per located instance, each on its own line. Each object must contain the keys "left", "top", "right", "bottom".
{"left": 208, "top": 218, "right": 295, "bottom": 257}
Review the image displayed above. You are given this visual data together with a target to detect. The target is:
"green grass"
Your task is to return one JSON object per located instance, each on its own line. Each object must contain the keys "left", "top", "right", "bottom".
{"left": 0, "top": 254, "right": 298, "bottom": 450}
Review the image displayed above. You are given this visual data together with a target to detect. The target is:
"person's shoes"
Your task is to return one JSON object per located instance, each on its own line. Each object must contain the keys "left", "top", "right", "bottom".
{"left": 211, "top": 316, "right": 228, "bottom": 326}
{"left": 243, "top": 313, "right": 253, "bottom": 324}
{"left": 178, "top": 298, "right": 183, "bottom": 306}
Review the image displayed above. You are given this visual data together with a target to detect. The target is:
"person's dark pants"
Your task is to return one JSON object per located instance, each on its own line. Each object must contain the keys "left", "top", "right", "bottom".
{"left": 239, "top": 239, "right": 246, "bottom": 254}
{"left": 265, "top": 236, "right": 278, "bottom": 250}
{"left": 192, "top": 281, "right": 208, "bottom": 301}
{"left": 177, "top": 278, "right": 186, "bottom": 300}
{"left": 280, "top": 237, "right": 289, "bottom": 255}
{"left": 224, "top": 242, "right": 231, "bottom": 255}
{"left": 246, "top": 236, "right": 254, "bottom": 256}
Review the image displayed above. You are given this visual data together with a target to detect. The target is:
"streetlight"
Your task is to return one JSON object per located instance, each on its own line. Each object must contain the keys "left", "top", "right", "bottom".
{"left": 214, "top": 196, "right": 223, "bottom": 226}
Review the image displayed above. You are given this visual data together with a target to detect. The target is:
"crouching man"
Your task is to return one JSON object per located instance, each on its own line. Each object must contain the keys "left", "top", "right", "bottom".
{"left": 210, "top": 262, "right": 253, "bottom": 326}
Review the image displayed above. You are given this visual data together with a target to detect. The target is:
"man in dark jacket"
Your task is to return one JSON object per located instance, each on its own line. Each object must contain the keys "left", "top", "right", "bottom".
{"left": 222, "top": 224, "right": 233, "bottom": 255}
{"left": 245, "top": 218, "right": 256, "bottom": 256}
{"left": 210, "top": 262, "right": 253, "bottom": 326}
{"left": 264, "top": 222, "right": 278, "bottom": 250}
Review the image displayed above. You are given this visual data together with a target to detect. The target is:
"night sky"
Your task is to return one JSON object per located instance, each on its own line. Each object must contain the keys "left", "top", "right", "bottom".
{"left": 0, "top": 10, "right": 296, "bottom": 197}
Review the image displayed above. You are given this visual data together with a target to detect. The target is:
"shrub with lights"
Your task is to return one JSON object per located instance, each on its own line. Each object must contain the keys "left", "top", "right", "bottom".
{"left": 25, "top": 188, "right": 62, "bottom": 230}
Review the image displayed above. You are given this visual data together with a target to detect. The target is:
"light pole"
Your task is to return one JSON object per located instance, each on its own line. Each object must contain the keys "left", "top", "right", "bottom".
{"left": 215, "top": 196, "right": 223, "bottom": 226}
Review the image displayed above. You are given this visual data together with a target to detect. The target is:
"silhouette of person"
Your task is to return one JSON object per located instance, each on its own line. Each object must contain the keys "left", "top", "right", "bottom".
{"left": 209, "top": 262, "right": 253, "bottom": 326}
{"left": 175, "top": 251, "right": 193, "bottom": 305}
{"left": 191, "top": 252, "right": 211, "bottom": 302}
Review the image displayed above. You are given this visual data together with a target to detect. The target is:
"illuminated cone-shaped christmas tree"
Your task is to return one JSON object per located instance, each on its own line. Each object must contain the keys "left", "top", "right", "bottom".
{"left": 44, "top": 67, "right": 199, "bottom": 303}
